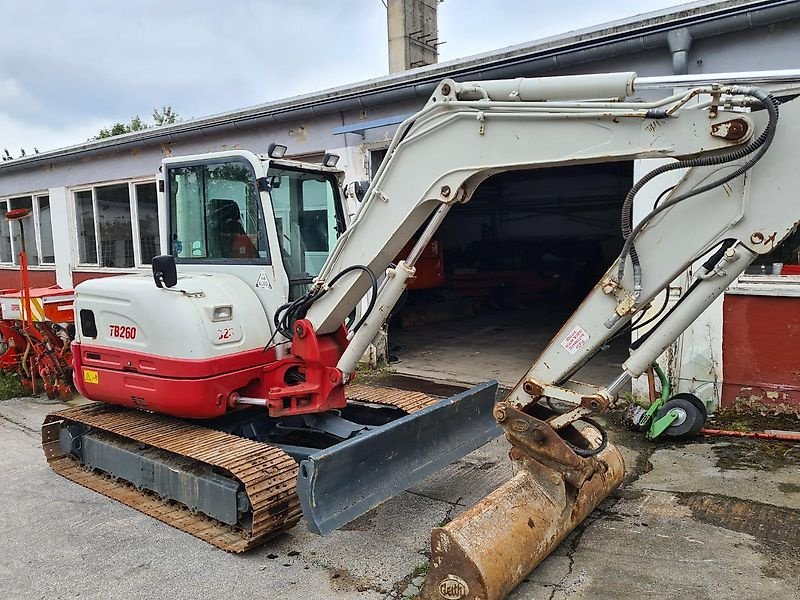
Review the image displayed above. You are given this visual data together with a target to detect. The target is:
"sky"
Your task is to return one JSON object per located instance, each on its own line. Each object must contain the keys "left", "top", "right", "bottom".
{"left": 0, "top": 0, "right": 698, "bottom": 155}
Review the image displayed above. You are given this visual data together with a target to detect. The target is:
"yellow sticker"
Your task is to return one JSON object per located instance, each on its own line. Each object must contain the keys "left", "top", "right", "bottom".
{"left": 83, "top": 369, "right": 99, "bottom": 385}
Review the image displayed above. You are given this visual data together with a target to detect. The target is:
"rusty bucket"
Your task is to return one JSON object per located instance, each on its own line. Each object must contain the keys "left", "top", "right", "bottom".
{"left": 419, "top": 427, "right": 624, "bottom": 600}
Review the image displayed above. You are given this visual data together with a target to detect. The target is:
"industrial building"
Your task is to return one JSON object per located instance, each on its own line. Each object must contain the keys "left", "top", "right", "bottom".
{"left": 1, "top": 0, "right": 799, "bottom": 412}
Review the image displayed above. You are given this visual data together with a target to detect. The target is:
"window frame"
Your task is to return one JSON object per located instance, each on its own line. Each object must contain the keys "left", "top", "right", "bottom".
{"left": 0, "top": 190, "right": 54, "bottom": 268}
{"left": 166, "top": 157, "right": 272, "bottom": 266}
{"left": 266, "top": 163, "right": 347, "bottom": 286}
{"left": 70, "top": 177, "right": 159, "bottom": 269}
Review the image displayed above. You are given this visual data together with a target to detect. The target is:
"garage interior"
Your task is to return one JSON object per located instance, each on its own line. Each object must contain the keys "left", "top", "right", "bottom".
{"left": 390, "top": 161, "right": 634, "bottom": 388}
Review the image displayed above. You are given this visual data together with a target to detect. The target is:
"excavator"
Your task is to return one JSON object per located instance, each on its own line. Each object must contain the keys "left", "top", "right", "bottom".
{"left": 41, "top": 69, "right": 800, "bottom": 600}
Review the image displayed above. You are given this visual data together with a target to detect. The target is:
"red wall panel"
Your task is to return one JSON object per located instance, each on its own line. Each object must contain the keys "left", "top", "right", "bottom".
{"left": 0, "top": 268, "right": 57, "bottom": 290}
{"left": 72, "top": 271, "right": 131, "bottom": 285}
{"left": 722, "top": 294, "right": 800, "bottom": 412}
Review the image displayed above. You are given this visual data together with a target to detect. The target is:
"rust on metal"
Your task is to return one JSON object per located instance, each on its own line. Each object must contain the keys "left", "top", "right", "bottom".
{"left": 496, "top": 402, "right": 602, "bottom": 488}
{"left": 419, "top": 427, "right": 624, "bottom": 600}
{"left": 580, "top": 393, "right": 610, "bottom": 412}
{"left": 521, "top": 378, "right": 544, "bottom": 398}
{"left": 42, "top": 383, "right": 435, "bottom": 552}
{"left": 710, "top": 117, "right": 749, "bottom": 141}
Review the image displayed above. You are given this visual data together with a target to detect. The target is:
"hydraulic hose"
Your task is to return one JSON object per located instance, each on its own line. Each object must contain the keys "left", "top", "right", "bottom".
{"left": 270, "top": 264, "right": 378, "bottom": 343}
{"left": 617, "top": 87, "right": 780, "bottom": 293}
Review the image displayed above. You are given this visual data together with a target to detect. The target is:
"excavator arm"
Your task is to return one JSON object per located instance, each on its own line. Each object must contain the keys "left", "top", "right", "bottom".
{"left": 293, "top": 70, "right": 798, "bottom": 410}
{"left": 277, "top": 70, "right": 800, "bottom": 599}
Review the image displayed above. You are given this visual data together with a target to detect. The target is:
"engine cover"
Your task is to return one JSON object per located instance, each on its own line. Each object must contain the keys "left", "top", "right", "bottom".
{"left": 72, "top": 272, "right": 275, "bottom": 418}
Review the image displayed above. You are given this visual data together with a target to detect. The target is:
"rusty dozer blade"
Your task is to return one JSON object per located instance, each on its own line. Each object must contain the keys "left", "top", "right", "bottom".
{"left": 420, "top": 402, "right": 625, "bottom": 600}
{"left": 297, "top": 380, "right": 500, "bottom": 535}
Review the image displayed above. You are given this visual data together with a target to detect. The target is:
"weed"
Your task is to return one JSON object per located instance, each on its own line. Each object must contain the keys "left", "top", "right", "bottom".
{"left": 410, "top": 562, "right": 429, "bottom": 579}
{"left": 0, "top": 371, "right": 25, "bottom": 400}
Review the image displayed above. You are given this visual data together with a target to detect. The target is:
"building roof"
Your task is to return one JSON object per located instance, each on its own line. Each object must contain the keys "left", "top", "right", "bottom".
{"left": 1, "top": 0, "right": 796, "bottom": 174}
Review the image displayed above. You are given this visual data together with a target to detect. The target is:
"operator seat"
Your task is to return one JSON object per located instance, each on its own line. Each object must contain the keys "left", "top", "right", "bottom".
{"left": 208, "top": 199, "right": 258, "bottom": 258}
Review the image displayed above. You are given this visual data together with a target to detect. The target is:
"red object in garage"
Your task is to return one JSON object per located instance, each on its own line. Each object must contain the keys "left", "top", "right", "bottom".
{"left": 396, "top": 239, "right": 445, "bottom": 289}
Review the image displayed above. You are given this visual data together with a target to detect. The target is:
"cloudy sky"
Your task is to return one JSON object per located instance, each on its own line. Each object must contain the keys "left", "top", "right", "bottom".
{"left": 0, "top": 0, "right": 696, "bottom": 155}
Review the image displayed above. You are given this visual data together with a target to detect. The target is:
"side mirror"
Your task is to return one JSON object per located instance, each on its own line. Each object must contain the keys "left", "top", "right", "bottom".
{"left": 152, "top": 255, "right": 178, "bottom": 288}
{"left": 346, "top": 180, "right": 369, "bottom": 202}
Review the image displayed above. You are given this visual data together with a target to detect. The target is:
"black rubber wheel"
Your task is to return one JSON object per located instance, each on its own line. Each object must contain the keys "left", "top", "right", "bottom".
{"left": 669, "top": 392, "right": 708, "bottom": 422}
{"left": 654, "top": 397, "right": 705, "bottom": 439}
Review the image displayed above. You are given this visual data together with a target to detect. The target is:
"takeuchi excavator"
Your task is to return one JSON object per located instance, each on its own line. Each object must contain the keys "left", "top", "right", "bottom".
{"left": 42, "top": 69, "right": 800, "bottom": 600}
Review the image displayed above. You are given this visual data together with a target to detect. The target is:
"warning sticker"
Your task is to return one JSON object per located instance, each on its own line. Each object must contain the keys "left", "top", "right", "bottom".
{"left": 560, "top": 325, "right": 590, "bottom": 356}
{"left": 255, "top": 270, "right": 272, "bottom": 289}
{"left": 83, "top": 369, "right": 99, "bottom": 385}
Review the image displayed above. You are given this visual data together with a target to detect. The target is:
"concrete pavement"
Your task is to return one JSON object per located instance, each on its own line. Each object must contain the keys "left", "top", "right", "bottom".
{"left": 1, "top": 393, "right": 798, "bottom": 600}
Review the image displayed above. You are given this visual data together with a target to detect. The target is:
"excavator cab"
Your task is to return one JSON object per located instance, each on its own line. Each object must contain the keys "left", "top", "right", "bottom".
{"left": 164, "top": 151, "right": 343, "bottom": 299}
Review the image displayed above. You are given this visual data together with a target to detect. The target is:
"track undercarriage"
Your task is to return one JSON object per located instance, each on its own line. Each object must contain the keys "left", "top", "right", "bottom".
{"left": 42, "top": 381, "right": 500, "bottom": 551}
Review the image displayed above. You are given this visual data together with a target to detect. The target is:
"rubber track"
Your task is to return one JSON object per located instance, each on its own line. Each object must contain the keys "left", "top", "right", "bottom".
{"left": 42, "top": 384, "right": 440, "bottom": 552}
{"left": 43, "top": 404, "right": 301, "bottom": 552}
{"left": 346, "top": 384, "right": 439, "bottom": 413}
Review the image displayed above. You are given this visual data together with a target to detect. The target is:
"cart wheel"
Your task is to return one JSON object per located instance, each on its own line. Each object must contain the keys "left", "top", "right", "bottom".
{"left": 669, "top": 392, "right": 708, "bottom": 422}
{"left": 654, "top": 397, "right": 705, "bottom": 439}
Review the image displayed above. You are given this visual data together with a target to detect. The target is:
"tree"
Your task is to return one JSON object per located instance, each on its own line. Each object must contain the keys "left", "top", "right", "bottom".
{"left": 152, "top": 106, "right": 180, "bottom": 126}
{"left": 94, "top": 107, "right": 181, "bottom": 140}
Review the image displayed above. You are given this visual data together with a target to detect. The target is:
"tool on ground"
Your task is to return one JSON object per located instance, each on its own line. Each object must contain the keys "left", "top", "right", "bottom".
{"left": 42, "top": 69, "right": 800, "bottom": 600}
{"left": 0, "top": 208, "right": 73, "bottom": 399}
{"left": 623, "top": 363, "right": 708, "bottom": 440}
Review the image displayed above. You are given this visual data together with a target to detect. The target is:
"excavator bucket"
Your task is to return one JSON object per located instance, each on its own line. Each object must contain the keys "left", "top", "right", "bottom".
{"left": 419, "top": 423, "right": 624, "bottom": 600}
{"left": 297, "top": 380, "right": 500, "bottom": 535}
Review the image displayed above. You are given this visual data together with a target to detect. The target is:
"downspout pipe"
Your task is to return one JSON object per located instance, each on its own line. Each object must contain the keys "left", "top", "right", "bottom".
{"left": 668, "top": 27, "right": 693, "bottom": 75}
{"left": 1, "top": 0, "right": 799, "bottom": 174}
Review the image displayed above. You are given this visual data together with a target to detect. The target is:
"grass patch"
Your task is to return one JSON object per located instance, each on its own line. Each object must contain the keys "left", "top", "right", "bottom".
{"left": 410, "top": 562, "right": 429, "bottom": 579}
{"left": 0, "top": 371, "right": 25, "bottom": 400}
{"left": 353, "top": 359, "right": 391, "bottom": 383}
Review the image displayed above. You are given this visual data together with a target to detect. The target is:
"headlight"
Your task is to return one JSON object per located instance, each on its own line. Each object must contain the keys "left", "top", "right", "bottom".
{"left": 212, "top": 305, "right": 233, "bottom": 322}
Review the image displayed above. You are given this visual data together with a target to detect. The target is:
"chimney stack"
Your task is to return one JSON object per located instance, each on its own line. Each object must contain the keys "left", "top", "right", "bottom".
{"left": 387, "top": 0, "right": 439, "bottom": 73}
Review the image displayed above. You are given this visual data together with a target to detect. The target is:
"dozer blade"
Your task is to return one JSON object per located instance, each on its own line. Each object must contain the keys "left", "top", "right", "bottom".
{"left": 297, "top": 380, "right": 500, "bottom": 535}
{"left": 419, "top": 427, "right": 624, "bottom": 600}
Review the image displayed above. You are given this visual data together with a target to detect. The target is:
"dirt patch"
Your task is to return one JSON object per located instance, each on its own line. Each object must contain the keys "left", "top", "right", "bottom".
{"left": 778, "top": 482, "right": 800, "bottom": 495}
{"left": 707, "top": 407, "right": 800, "bottom": 432}
{"left": 710, "top": 438, "right": 799, "bottom": 472}
{"left": 371, "top": 373, "right": 471, "bottom": 397}
{"left": 677, "top": 492, "right": 800, "bottom": 583}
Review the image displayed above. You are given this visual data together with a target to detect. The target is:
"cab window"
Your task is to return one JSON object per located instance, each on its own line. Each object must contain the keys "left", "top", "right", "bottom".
{"left": 267, "top": 166, "right": 342, "bottom": 282}
{"left": 168, "top": 160, "right": 270, "bottom": 262}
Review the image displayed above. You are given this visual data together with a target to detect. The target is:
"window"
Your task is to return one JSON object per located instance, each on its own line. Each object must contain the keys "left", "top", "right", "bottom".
{"left": 0, "top": 200, "right": 12, "bottom": 263}
{"left": 267, "top": 166, "right": 341, "bottom": 281}
{"left": 97, "top": 184, "right": 134, "bottom": 268}
{"left": 136, "top": 183, "right": 159, "bottom": 264}
{"left": 36, "top": 196, "right": 55, "bottom": 264}
{"left": 73, "top": 180, "right": 161, "bottom": 268}
{"left": 9, "top": 197, "right": 37, "bottom": 265}
{"left": 369, "top": 148, "right": 388, "bottom": 179}
{"left": 0, "top": 193, "right": 55, "bottom": 266}
{"left": 168, "top": 160, "right": 269, "bottom": 262}
{"left": 75, "top": 190, "right": 98, "bottom": 264}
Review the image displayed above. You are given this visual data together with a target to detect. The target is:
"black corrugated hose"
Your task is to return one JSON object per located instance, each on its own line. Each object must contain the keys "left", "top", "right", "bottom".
{"left": 618, "top": 87, "right": 780, "bottom": 293}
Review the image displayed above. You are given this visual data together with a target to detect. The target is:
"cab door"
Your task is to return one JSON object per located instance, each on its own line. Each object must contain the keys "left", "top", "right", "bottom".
{"left": 162, "top": 151, "right": 290, "bottom": 328}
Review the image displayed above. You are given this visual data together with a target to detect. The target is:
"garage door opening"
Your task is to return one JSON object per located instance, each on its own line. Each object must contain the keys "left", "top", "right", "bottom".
{"left": 389, "top": 162, "right": 633, "bottom": 389}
